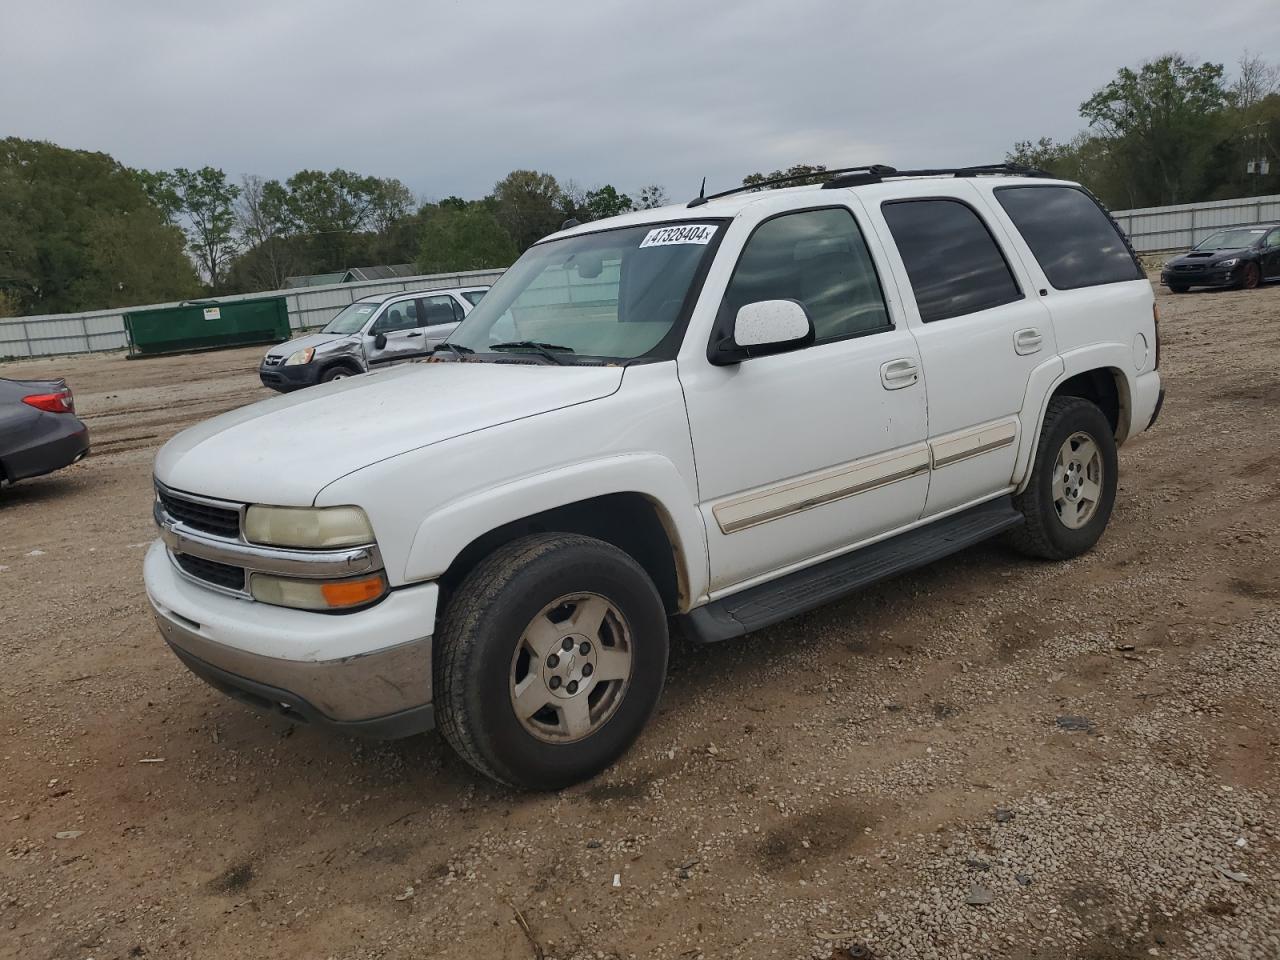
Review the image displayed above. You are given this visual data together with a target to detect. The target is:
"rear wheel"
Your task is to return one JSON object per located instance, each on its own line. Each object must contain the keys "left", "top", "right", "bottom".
{"left": 1240, "top": 262, "right": 1261, "bottom": 290}
{"left": 1010, "top": 397, "right": 1118, "bottom": 561}
{"left": 434, "top": 533, "right": 669, "bottom": 789}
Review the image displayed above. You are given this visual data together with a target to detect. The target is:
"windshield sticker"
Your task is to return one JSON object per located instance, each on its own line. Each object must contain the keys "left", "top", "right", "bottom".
{"left": 640, "top": 224, "right": 718, "bottom": 248}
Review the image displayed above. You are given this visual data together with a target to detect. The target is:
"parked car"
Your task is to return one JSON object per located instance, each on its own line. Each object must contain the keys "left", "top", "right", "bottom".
{"left": 258, "top": 286, "right": 489, "bottom": 392}
{"left": 1, "top": 377, "right": 89, "bottom": 486}
{"left": 145, "top": 164, "right": 1163, "bottom": 789}
{"left": 1159, "top": 223, "right": 1280, "bottom": 292}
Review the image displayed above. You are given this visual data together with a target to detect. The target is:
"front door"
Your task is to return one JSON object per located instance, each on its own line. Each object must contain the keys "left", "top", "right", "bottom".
{"left": 365, "top": 299, "right": 429, "bottom": 365}
{"left": 1262, "top": 228, "right": 1280, "bottom": 281}
{"left": 871, "top": 188, "right": 1056, "bottom": 518}
{"left": 678, "top": 203, "right": 929, "bottom": 594}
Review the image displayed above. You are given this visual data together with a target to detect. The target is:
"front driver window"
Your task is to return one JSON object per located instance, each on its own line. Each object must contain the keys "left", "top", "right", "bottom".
{"left": 374, "top": 302, "right": 417, "bottom": 334}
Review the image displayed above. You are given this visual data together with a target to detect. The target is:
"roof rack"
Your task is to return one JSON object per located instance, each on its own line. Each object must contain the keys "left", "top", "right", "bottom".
{"left": 686, "top": 163, "right": 1052, "bottom": 207}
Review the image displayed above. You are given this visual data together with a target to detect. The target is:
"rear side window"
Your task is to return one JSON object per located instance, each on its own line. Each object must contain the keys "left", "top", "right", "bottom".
{"left": 720, "top": 207, "right": 890, "bottom": 344}
{"left": 881, "top": 199, "right": 1022, "bottom": 323}
{"left": 995, "top": 185, "right": 1143, "bottom": 289}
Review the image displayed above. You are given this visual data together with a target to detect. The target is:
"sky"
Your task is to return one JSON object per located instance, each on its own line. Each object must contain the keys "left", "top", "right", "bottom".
{"left": 3, "top": 0, "right": 1278, "bottom": 204}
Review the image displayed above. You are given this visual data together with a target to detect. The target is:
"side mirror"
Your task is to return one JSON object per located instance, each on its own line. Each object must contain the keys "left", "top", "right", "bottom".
{"left": 373, "top": 332, "right": 388, "bottom": 350}
{"left": 710, "top": 300, "right": 814, "bottom": 365}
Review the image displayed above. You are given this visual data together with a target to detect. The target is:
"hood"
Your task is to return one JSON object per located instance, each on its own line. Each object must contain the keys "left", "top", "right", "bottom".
{"left": 1167, "top": 246, "right": 1251, "bottom": 265}
{"left": 155, "top": 361, "right": 624, "bottom": 504}
{"left": 265, "top": 332, "right": 350, "bottom": 359}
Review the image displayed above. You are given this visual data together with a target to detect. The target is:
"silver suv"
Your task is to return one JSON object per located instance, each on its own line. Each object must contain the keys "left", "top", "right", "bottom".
{"left": 258, "top": 286, "right": 488, "bottom": 392}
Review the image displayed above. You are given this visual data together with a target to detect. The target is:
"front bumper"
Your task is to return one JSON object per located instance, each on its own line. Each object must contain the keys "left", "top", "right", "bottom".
{"left": 1, "top": 415, "right": 89, "bottom": 482}
{"left": 1160, "top": 263, "right": 1242, "bottom": 288}
{"left": 258, "top": 361, "right": 322, "bottom": 392}
{"left": 144, "top": 541, "right": 437, "bottom": 738}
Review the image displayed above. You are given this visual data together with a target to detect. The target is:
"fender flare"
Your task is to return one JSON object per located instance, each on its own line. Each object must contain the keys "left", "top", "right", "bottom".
{"left": 1011, "top": 344, "right": 1135, "bottom": 493}
{"left": 403, "top": 453, "right": 709, "bottom": 607}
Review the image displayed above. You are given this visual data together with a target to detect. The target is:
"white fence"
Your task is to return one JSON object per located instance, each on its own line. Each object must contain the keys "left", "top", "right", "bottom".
{"left": 1112, "top": 194, "right": 1280, "bottom": 253}
{"left": 0, "top": 268, "right": 505, "bottom": 359}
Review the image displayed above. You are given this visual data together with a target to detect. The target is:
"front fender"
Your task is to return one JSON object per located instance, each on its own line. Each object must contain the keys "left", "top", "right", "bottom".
{"left": 403, "top": 453, "right": 709, "bottom": 607}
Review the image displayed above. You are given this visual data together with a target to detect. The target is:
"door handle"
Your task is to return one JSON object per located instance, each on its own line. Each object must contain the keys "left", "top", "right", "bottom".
{"left": 1014, "top": 328, "right": 1043, "bottom": 355}
{"left": 406, "top": 331, "right": 422, "bottom": 338}
{"left": 880, "top": 358, "right": 919, "bottom": 390}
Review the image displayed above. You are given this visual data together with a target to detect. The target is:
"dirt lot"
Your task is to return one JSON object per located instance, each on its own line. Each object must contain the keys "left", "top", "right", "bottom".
{"left": 2, "top": 282, "right": 1279, "bottom": 960}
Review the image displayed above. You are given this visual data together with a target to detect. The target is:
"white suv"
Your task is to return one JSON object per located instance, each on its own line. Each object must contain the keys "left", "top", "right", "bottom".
{"left": 144, "top": 164, "right": 1163, "bottom": 789}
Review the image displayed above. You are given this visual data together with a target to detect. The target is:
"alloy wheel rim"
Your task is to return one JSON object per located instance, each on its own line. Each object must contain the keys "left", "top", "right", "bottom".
{"left": 508, "top": 592, "right": 633, "bottom": 743}
{"left": 1245, "top": 264, "right": 1260, "bottom": 289}
{"left": 1053, "top": 431, "right": 1103, "bottom": 530}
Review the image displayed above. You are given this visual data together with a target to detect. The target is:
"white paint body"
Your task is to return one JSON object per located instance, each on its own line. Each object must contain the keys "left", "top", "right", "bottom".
{"left": 147, "top": 175, "right": 1160, "bottom": 669}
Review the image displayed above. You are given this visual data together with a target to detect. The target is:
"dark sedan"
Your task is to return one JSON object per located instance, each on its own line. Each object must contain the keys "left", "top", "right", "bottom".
{"left": 1160, "top": 223, "right": 1280, "bottom": 292}
{"left": 0, "top": 377, "right": 90, "bottom": 486}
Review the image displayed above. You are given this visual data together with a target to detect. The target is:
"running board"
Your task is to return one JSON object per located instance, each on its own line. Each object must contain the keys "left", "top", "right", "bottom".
{"left": 683, "top": 497, "right": 1024, "bottom": 643}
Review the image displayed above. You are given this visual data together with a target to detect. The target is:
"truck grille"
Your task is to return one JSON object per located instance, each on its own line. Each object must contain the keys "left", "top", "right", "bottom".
{"left": 175, "top": 554, "right": 246, "bottom": 592}
{"left": 157, "top": 488, "right": 241, "bottom": 539}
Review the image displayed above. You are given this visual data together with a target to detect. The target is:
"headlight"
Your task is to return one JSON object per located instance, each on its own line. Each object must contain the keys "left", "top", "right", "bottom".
{"left": 244, "top": 505, "right": 375, "bottom": 548}
{"left": 284, "top": 347, "right": 315, "bottom": 366}
{"left": 1218, "top": 258, "right": 1240, "bottom": 268}
{"left": 251, "top": 572, "right": 387, "bottom": 611}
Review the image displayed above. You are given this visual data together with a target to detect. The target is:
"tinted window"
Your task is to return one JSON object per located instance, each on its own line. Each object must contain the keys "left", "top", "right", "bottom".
{"left": 720, "top": 207, "right": 890, "bottom": 344}
{"left": 1266, "top": 230, "right": 1280, "bottom": 250}
{"left": 996, "top": 185, "right": 1143, "bottom": 289}
{"left": 419, "top": 295, "right": 459, "bottom": 326}
{"left": 375, "top": 301, "right": 418, "bottom": 333}
{"left": 881, "top": 199, "right": 1022, "bottom": 323}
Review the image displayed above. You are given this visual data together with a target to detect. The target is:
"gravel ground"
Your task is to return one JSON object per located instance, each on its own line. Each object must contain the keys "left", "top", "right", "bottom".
{"left": 1, "top": 281, "right": 1278, "bottom": 960}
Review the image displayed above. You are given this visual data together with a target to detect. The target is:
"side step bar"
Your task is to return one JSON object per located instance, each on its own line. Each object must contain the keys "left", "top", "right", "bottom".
{"left": 683, "top": 497, "right": 1024, "bottom": 643}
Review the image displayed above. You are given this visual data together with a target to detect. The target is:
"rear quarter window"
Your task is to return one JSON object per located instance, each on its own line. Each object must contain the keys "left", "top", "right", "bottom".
{"left": 995, "top": 185, "right": 1143, "bottom": 290}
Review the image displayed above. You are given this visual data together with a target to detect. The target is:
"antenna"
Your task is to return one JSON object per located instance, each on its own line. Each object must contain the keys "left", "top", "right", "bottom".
{"left": 688, "top": 177, "right": 709, "bottom": 208}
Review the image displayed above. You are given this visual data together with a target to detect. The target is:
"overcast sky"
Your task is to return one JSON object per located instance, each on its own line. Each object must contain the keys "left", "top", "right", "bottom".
{"left": 3, "top": 0, "right": 1278, "bottom": 203}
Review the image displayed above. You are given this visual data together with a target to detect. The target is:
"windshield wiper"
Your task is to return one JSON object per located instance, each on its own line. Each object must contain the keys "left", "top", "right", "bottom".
{"left": 488, "top": 341, "right": 575, "bottom": 365}
{"left": 433, "top": 341, "right": 475, "bottom": 358}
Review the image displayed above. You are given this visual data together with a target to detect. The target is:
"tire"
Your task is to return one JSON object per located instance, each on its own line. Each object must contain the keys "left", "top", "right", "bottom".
{"left": 1010, "top": 397, "right": 1118, "bottom": 561}
{"left": 1168, "top": 284, "right": 1189, "bottom": 294}
{"left": 321, "top": 365, "right": 356, "bottom": 383}
{"left": 1240, "top": 262, "right": 1261, "bottom": 290}
{"left": 434, "top": 533, "right": 669, "bottom": 789}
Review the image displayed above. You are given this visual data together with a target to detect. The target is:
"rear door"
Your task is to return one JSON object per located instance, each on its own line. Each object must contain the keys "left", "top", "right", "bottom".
{"left": 419, "top": 293, "right": 466, "bottom": 349}
{"left": 867, "top": 183, "right": 1056, "bottom": 518}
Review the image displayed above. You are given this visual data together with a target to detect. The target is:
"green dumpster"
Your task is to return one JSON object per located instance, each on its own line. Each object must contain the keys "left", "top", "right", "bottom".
{"left": 124, "top": 297, "right": 291, "bottom": 357}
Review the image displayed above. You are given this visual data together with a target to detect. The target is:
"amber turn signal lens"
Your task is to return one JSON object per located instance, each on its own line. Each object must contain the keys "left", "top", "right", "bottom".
{"left": 320, "top": 575, "right": 387, "bottom": 608}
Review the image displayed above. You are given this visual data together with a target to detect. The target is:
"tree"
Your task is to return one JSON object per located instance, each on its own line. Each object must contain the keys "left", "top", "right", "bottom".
{"left": 233, "top": 174, "right": 296, "bottom": 291}
{"left": 1233, "top": 51, "right": 1280, "bottom": 114}
{"left": 742, "top": 163, "right": 828, "bottom": 189}
{"left": 1080, "top": 55, "right": 1230, "bottom": 205}
{"left": 634, "top": 184, "right": 668, "bottom": 209}
{"left": 168, "top": 167, "right": 240, "bottom": 291}
{"left": 490, "top": 170, "right": 566, "bottom": 251}
{"left": 0, "top": 138, "right": 198, "bottom": 315}
{"left": 584, "top": 184, "right": 633, "bottom": 221}
{"left": 417, "top": 205, "right": 518, "bottom": 273}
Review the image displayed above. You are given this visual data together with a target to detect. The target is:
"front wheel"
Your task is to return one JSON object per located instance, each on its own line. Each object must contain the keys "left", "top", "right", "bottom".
{"left": 434, "top": 533, "right": 669, "bottom": 789}
{"left": 1240, "top": 262, "right": 1261, "bottom": 290}
{"left": 1010, "top": 397, "right": 1118, "bottom": 561}
{"left": 1168, "top": 284, "right": 1189, "bottom": 294}
{"left": 321, "top": 365, "right": 356, "bottom": 383}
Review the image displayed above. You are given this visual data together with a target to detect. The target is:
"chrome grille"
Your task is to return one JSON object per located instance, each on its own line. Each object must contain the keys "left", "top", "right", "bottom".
{"left": 263, "top": 355, "right": 284, "bottom": 367}
{"left": 157, "top": 487, "right": 241, "bottom": 539}
{"left": 175, "top": 554, "right": 246, "bottom": 592}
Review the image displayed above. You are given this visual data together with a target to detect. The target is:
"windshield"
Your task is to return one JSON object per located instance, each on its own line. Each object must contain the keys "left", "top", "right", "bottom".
{"left": 446, "top": 221, "right": 725, "bottom": 362}
{"left": 1195, "top": 228, "right": 1266, "bottom": 250}
{"left": 322, "top": 301, "right": 379, "bottom": 334}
